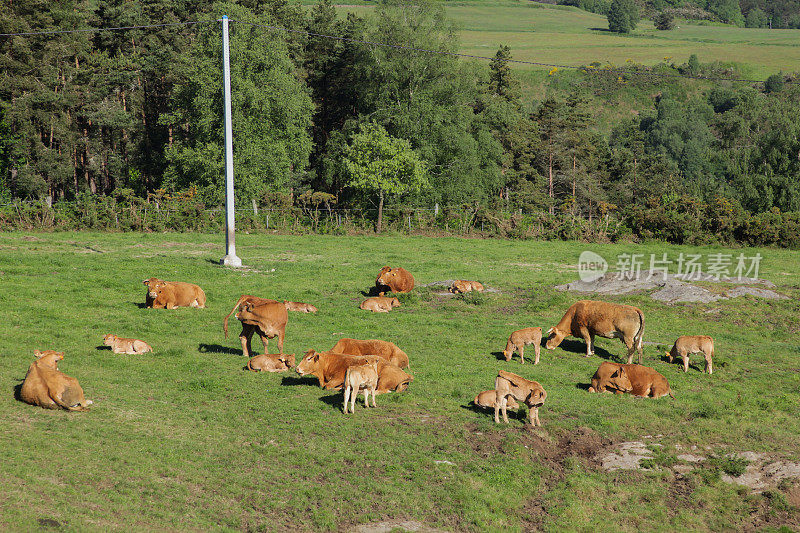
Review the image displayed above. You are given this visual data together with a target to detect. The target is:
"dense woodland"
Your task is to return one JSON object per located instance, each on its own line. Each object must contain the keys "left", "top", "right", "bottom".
{"left": 1, "top": 0, "right": 799, "bottom": 245}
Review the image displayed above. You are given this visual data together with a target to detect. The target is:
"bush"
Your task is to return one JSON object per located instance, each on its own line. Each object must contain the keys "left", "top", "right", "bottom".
{"left": 764, "top": 73, "right": 784, "bottom": 94}
{"left": 607, "top": 0, "right": 639, "bottom": 32}
{"left": 654, "top": 11, "right": 675, "bottom": 30}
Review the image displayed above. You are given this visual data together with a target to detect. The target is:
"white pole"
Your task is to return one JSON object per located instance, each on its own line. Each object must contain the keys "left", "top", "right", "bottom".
{"left": 220, "top": 15, "right": 242, "bottom": 267}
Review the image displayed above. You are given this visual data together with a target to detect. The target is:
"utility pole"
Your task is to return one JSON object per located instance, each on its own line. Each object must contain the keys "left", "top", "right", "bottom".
{"left": 220, "top": 15, "right": 242, "bottom": 268}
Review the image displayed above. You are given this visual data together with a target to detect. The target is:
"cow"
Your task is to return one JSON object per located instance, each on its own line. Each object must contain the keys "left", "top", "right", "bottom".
{"left": 588, "top": 362, "right": 673, "bottom": 398}
{"left": 328, "top": 338, "right": 410, "bottom": 369}
{"left": 343, "top": 361, "right": 379, "bottom": 413}
{"left": 143, "top": 277, "right": 206, "bottom": 309}
{"left": 360, "top": 297, "right": 401, "bottom": 313}
{"left": 449, "top": 280, "right": 485, "bottom": 294}
{"left": 375, "top": 266, "right": 415, "bottom": 294}
{"left": 223, "top": 295, "right": 288, "bottom": 356}
{"left": 247, "top": 353, "right": 296, "bottom": 372}
{"left": 103, "top": 334, "right": 152, "bottom": 355}
{"left": 295, "top": 350, "right": 413, "bottom": 393}
{"left": 494, "top": 371, "right": 547, "bottom": 426}
{"left": 472, "top": 389, "right": 519, "bottom": 410}
{"left": 284, "top": 301, "right": 318, "bottom": 313}
{"left": 545, "top": 300, "right": 645, "bottom": 364}
{"left": 666, "top": 335, "right": 714, "bottom": 374}
{"left": 20, "top": 351, "right": 93, "bottom": 411}
{"left": 503, "top": 327, "right": 542, "bottom": 365}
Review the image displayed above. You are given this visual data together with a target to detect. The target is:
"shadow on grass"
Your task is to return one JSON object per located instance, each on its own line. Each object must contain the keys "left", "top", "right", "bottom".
{"left": 459, "top": 402, "right": 525, "bottom": 421}
{"left": 135, "top": 302, "right": 148, "bottom": 309}
{"left": 556, "top": 339, "right": 618, "bottom": 361}
{"left": 198, "top": 343, "right": 241, "bottom": 356}
{"left": 361, "top": 285, "right": 386, "bottom": 297}
{"left": 280, "top": 375, "right": 319, "bottom": 387}
{"left": 491, "top": 351, "right": 509, "bottom": 362}
{"left": 13, "top": 380, "right": 23, "bottom": 401}
{"left": 574, "top": 383, "right": 592, "bottom": 391}
{"left": 589, "top": 27, "right": 614, "bottom": 32}
{"left": 95, "top": 345, "right": 112, "bottom": 351}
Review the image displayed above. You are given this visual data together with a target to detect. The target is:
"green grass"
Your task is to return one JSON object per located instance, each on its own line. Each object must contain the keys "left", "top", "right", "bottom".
{"left": 1, "top": 232, "right": 799, "bottom": 530}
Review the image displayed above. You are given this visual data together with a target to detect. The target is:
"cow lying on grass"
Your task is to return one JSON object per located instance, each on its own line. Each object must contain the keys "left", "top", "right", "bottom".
{"left": 449, "top": 280, "right": 484, "bottom": 294}
{"left": 247, "top": 353, "right": 296, "bottom": 372}
{"left": 589, "top": 361, "right": 673, "bottom": 398}
{"left": 360, "top": 297, "right": 401, "bottom": 313}
{"left": 375, "top": 266, "right": 415, "bottom": 294}
{"left": 103, "top": 334, "right": 152, "bottom": 355}
{"left": 343, "top": 361, "right": 379, "bottom": 413}
{"left": 546, "top": 300, "right": 645, "bottom": 364}
{"left": 223, "top": 295, "right": 288, "bottom": 356}
{"left": 328, "top": 338, "right": 410, "bottom": 369}
{"left": 503, "top": 327, "right": 542, "bottom": 365}
{"left": 20, "top": 351, "right": 93, "bottom": 411}
{"left": 284, "top": 301, "right": 317, "bottom": 313}
{"left": 143, "top": 277, "right": 206, "bottom": 309}
{"left": 473, "top": 390, "right": 519, "bottom": 410}
{"left": 494, "top": 370, "right": 547, "bottom": 426}
{"left": 666, "top": 335, "right": 714, "bottom": 374}
{"left": 296, "top": 350, "right": 412, "bottom": 393}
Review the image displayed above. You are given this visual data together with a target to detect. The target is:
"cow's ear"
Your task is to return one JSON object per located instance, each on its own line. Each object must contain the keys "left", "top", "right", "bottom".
{"left": 33, "top": 350, "right": 42, "bottom": 358}
{"left": 546, "top": 327, "right": 554, "bottom": 336}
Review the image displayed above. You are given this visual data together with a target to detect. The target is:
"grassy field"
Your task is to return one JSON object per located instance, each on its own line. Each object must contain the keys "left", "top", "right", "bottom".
{"left": 335, "top": 1, "right": 800, "bottom": 80}
{"left": 1, "top": 232, "right": 800, "bottom": 531}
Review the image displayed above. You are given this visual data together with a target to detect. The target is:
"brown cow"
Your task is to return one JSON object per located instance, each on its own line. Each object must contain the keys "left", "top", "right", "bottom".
{"left": 295, "top": 350, "right": 413, "bottom": 393}
{"left": 545, "top": 300, "right": 645, "bottom": 364}
{"left": 472, "top": 389, "right": 519, "bottom": 410}
{"left": 328, "top": 338, "right": 410, "bottom": 369}
{"left": 143, "top": 278, "right": 206, "bottom": 309}
{"left": 503, "top": 327, "right": 542, "bottom": 365}
{"left": 449, "top": 280, "right": 485, "bottom": 294}
{"left": 494, "top": 371, "right": 547, "bottom": 426}
{"left": 284, "top": 301, "right": 318, "bottom": 313}
{"left": 375, "top": 266, "right": 415, "bottom": 294}
{"left": 343, "top": 361, "right": 379, "bottom": 413}
{"left": 103, "top": 334, "right": 152, "bottom": 355}
{"left": 589, "top": 362, "right": 673, "bottom": 398}
{"left": 360, "top": 297, "right": 401, "bottom": 313}
{"left": 247, "top": 353, "right": 296, "bottom": 372}
{"left": 666, "top": 335, "right": 714, "bottom": 374}
{"left": 20, "top": 351, "right": 92, "bottom": 411}
{"left": 223, "top": 295, "right": 288, "bottom": 356}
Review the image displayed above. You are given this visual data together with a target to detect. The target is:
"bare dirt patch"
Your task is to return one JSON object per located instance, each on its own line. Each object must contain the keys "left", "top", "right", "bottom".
{"left": 349, "top": 520, "right": 444, "bottom": 533}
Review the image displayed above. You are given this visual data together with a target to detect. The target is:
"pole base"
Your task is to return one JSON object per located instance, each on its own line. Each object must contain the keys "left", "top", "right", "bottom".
{"left": 220, "top": 254, "right": 243, "bottom": 268}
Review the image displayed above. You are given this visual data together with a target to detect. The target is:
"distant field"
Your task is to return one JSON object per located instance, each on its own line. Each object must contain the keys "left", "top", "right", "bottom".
{"left": 334, "top": 1, "right": 800, "bottom": 79}
{"left": 1, "top": 232, "right": 799, "bottom": 530}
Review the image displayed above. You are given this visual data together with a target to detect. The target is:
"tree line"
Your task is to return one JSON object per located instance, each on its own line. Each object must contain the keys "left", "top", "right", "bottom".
{"left": 1, "top": 0, "right": 799, "bottom": 241}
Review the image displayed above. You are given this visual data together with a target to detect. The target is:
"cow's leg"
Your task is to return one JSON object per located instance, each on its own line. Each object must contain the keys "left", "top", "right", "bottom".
{"left": 343, "top": 385, "right": 351, "bottom": 413}
{"left": 704, "top": 350, "right": 713, "bottom": 374}
{"left": 530, "top": 406, "right": 541, "bottom": 426}
{"left": 277, "top": 329, "right": 284, "bottom": 354}
{"left": 683, "top": 351, "right": 689, "bottom": 373}
{"left": 256, "top": 332, "right": 270, "bottom": 355}
{"left": 371, "top": 386, "right": 377, "bottom": 407}
{"left": 240, "top": 325, "right": 254, "bottom": 357}
{"left": 533, "top": 341, "right": 541, "bottom": 365}
{"left": 501, "top": 396, "right": 510, "bottom": 424}
{"left": 519, "top": 345, "right": 524, "bottom": 364}
{"left": 625, "top": 335, "right": 636, "bottom": 364}
{"left": 494, "top": 390, "right": 503, "bottom": 423}
{"left": 362, "top": 388, "right": 370, "bottom": 408}
{"left": 579, "top": 327, "right": 593, "bottom": 356}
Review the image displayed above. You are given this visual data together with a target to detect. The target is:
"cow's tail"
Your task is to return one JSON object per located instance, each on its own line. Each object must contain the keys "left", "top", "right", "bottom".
{"left": 634, "top": 308, "right": 645, "bottom": 353}
{"left": 668, "top": 388, "right": 675, "bottom": 399}
{"left": 247, "top": 358, "right": 253, "bottom": 371}
{"left": 223, "top": 295, "right": 249, "bottom": 338}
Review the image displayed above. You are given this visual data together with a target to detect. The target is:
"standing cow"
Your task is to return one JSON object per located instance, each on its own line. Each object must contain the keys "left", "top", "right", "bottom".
{"left": 545, "top": 300, "right": 645, "bottom": 364}
{"left": 223, "top": 295, "right": 288, "bottom": 356}
{"left": 666, "top": 335, "right": 714, "bottom": 374}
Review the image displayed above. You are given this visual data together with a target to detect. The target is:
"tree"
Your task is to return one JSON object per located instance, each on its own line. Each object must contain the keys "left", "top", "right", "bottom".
{"left": 654, "top": 11, "right": 676, "bottom": 30}
{"left": 745, "top": 7, "right": 768, "bottom": 27}
{"left": 707, "top": 0, "right": 744, "bottom": 25}
{"left": 342, "top": 122, "right": 428, "bottom": 232}
{"left": 764, "top": 72, "right": 784, "bottom": 93}
{"left": 687, "top": 53, "right": 701, "bottom": 76}
{"left": 607, "top": 0, "right": 639, "bottom": 33}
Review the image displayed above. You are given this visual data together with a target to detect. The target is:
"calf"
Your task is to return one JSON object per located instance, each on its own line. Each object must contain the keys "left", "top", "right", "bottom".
{"left": 284, "top": 301, "right": 318, "bottom": 313}
{"left": 503, "top": 327, "right": 542, "bottom": 365}
{"left": 473, "top": 390, "right": 519, "bottom": 410}
{"left": 449, "top": 280, "right": 485, "bottom": 294}
{"left": 328, "top": 338, "right": 410, "bottom": 369}
{"left": 666, "top": 335, "right": 714, "bottom": 374}
{"left": 343, "top": 361, "right": 379, "bottom": 413}
{"left": 20, "top": 351, "right": 93, "bottom": 411}
{"left": 295, "top": 350, "right": 412, "bottom": 393}
{"left": 223, "top": 295, "right": 288, "bottom": 356}
{"left": 494, "top": 370, "right": 547, "bottom": 426}
{"left": 546, "top": 300, "right": 645, "bottom": 364}
{"left": 247, "top": 353, "right": 296, "bottom": 372}
{"left": 360, "top": 297, "right": 401, "bottom": 313}
{"left": 103, "top": 334, "right": 152, "bottom": 355}
{"left": 143, "top": 278, "right": 206, "bottom": 309}
{"left": 589, "top": 362, "right": 673, "bottom": 398}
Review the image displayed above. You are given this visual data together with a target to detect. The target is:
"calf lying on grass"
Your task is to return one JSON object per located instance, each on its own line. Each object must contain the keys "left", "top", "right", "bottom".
{"left": 589, "top": 361, "right": 673, "bottom": 398}
{"left": 103, "top": 334, "right": 152, "bottom": 355}
{"left": 360, "top": 297, "right": 401, "bottom": 313}
{"left": 503, "top": 327, "right": 542, "bottom": 365}
{"left": 666, "top": 335, "right": 714, "bottom": 374}
{"left": 247, "top": 353, "right": 296, "bottom": 372}
{"left": 494, "top": 370, "right": 547, "bottom": 426}
{"left": 284, "top": 301, "right": 317, "bottom": 313}
{"left": 473, "top": 390, "right": 519, "bottom": 410}
{"left": 343, "top": 361, "right": 379, "bottom": 413}
{"left": 449, "top": 280, "right": 484, "bottom": 294}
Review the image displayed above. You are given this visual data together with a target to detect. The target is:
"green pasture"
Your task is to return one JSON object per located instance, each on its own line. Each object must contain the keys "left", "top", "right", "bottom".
{"left": 335, "top": 2, "right": 800, "bottom": 80}
{"left": 1, "top": 232, "right": 799, "bottom": 530}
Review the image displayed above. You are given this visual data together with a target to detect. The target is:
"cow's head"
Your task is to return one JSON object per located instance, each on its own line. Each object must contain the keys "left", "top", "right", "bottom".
{"left": 526, "top": 387, "right": 547, "bottom": 407}
{"left": 296, "top": 350, "right": 320, "bottom": 376}
{"left": 236, "top": 302, "right": 257, "bottom": 322}
{"left": 376, "top": 266, "right": 394, "bottom": 287}
{"left": 545, "top": 327, "right": 567, "bottom": 350}
{"left": 143, "top": 277, "right": 166, "bottom": 298}
{"left": 279, "top": 354, "right": 297, "bottom": 369}
{"left": 34, "top": 350, "right": 64, "bottom": 369}
{"left": 606, "top": 366, "right": 632, "bottom": 393}
{"left": 103, "top": 334, "right": 118, "bottom": 346}
{"left": 390, "top": 298, "right": 401, "bottom": 307}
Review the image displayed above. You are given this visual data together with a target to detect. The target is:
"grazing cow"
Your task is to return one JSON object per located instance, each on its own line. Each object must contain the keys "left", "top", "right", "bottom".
{"left": 20, "top": 351, "right": 92, "bottom": 411}
{"left": 375, "top": 266, "right": 415, "bottom": 294}
{"left": 472, "top": 390, "right": 519, "bottom": 410}
{"left": 343, "top": 361, "right": 379, "bottom": 413}
{"left": 588, "top": 362, "right": 673, "bottom": 398}
{"left": 328, "top": 338, "right": 410, "bottom": 369}
{"left": 503, "top": 327, "right": 542, "bottom": 365}
{"left": 143, "top": 278, "right": 206, "bottom": 309}
{"left": 247, "top": 353, "right": 296, "bottom": 372}
{"left": 545, "top": 300, "right": 645, "bottom": 364}
{"left": 103, "top": 334, "right": 152, "bottom": 355}
{"left": 449, "top": 280, "right": 485, "bottom": 294}
{"left": 295, "top": 350, "right": 413, "bottom": 393}
{"left": 360, "top": 297, "right": 401, "bottom": 313}
{"left": 284, "top": 301, "right": 318, "bottom": 313}
{"left": 223, "top": 295, "right": 288, "bottom": 356}
{"left": 494, "top": 371, "right": 547, "bottom": 426}
{"left": 666, "top": 335, "right": 714, "bottom": 374}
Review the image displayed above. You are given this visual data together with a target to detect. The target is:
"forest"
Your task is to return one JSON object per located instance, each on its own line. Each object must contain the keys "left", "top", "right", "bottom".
{"left": 0, "top": 0, "right": 799, "bottom": 245}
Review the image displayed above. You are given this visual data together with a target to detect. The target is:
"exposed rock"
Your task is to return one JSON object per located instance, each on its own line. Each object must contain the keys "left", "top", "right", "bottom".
{"left": 598, "top": 441, "right": 654, "bottom": 471}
